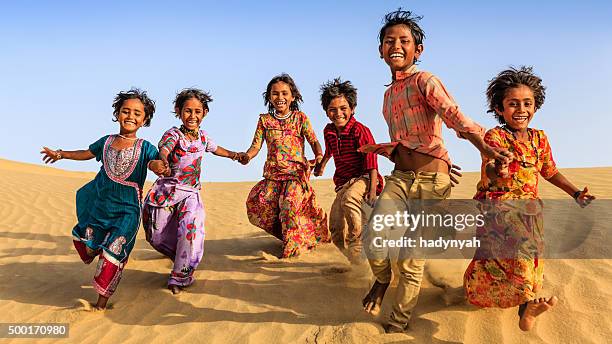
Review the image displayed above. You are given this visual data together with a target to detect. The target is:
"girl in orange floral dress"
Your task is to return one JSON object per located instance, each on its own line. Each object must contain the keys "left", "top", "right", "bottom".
{"left": 239, "top": 74, "right": 330, "bottom": 258}
{"left": 464, "top": 66, "right": 595, "bottom": 331}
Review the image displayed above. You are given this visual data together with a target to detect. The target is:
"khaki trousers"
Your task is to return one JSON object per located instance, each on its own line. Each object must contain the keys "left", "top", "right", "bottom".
{"left": 366, "top": 170, "right": 451, "bottom": 328}
{"left": 329, "top": 177, "right": 370, "bottom": 262}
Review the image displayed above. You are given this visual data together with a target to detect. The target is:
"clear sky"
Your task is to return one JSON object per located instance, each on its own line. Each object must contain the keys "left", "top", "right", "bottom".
{"left": 1, "top": 1, "right": 611, "bottom": 182}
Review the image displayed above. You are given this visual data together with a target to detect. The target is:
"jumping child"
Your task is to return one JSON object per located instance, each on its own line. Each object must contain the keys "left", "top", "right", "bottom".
{"left": 143, "top": 88, "right": 244, "bottom": 294}
{"left": 358, "top": 9, "right": 512, "bottom": 333}
{"left": 464, "top": 66, "right": 595, "bottom": 331}
{"left": 240, "top": 73, "right": 330, "bottom": 258}
{"left": 41, "top": 89, "right": 166, "bottom": 309}
{"left": 314, "top": 78, "right": 383, "bottom": 264}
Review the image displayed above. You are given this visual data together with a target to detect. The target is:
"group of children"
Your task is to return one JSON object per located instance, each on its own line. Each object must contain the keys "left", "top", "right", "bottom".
{"left": 40, "top": 8, "right": 595, "bottom": 335}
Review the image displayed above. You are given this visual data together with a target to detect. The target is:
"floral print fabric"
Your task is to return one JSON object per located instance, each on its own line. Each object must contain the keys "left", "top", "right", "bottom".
{"left": 246, "top": 178, "right": 329, "bottom": 258}
{"left": 250, "top": 112, "right": 318, "bottom": 181}
{"left": 464, "top": 126, "right": 557, "bottom": 308}
{"left": 143, "top": 127, "right": 216, "bottom": 287}
{"left": 247, "top": 112, "right": 330, "bottom": 257}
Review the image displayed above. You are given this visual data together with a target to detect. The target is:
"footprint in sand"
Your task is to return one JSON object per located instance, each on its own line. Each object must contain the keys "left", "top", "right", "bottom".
{"left": 321, "top": 266, "right": 351, "bottom": 274}
{"left": 250, "top": 250, "right": 281, "bottom": 263}
{"left": 56, "top": 299, "right": 111, "bottom": 323}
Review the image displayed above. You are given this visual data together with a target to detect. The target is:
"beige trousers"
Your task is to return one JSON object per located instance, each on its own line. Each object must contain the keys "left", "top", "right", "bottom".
{"left": 329, "top": 177, "right": 370, "bottom": 262}
{"left": 367, "top": 170, "right": 451, "bottom": 328}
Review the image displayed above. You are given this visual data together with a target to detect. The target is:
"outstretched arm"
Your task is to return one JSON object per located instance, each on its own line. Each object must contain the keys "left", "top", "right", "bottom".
{"left": 238, "top": 119, "right": 265, "bottom": 165}
{"left": 40, "top": 147, "right": 94, "bottom": 164}
{"left": 213, "top": 146, "right": 241, "bottom": 161}
{"left": 418, "top": 75, "right": 514, "bottom": 164}
{"left": 309, "top": 140, "right": 324, "bottom": 163}
{"left": 546, "top": 172, "right": 595, "bottom": 207}
{"left": 313, "top": 154, "right": 330, "bottom": 177}
{"left": 302, "top": 116, "right": 323, "bottom": 164}
{"left": 463, "top": 132, "right": 513, "bottom": 165}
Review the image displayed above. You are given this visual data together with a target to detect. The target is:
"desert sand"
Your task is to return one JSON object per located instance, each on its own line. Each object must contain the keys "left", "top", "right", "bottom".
{"left": 0, "top": 158, "right": 610, "bottom": 343}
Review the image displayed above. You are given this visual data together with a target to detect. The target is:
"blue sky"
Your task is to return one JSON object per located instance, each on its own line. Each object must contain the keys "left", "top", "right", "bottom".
{"left": 1, "top": 1, "right": 611, "bottom": 182}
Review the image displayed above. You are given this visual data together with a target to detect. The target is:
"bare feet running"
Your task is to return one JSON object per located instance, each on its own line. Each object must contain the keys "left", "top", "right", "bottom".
{"left": 362, "top": 281, "right": 390, "bottom": 316}
{"left": 169, "top": 285, "right": 181, "bottom": 295}
{"left": 519, "top": 296, "right": 558, "bottom": 331}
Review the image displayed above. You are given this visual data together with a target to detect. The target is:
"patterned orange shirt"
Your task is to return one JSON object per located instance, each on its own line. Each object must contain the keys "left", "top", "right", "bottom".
{"left": 360, "top": 65, "right": 484, "bottom": 166}
{"left": 475, "top": 126, "right": 559, "bottom": 200}
{"left": 250, "top": 111, "right": 319, "bottom": 181}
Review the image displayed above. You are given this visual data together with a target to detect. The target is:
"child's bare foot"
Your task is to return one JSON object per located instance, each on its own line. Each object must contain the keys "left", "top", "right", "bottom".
{"left": 519, "top": 296, "right": 558, "bottom": 331}
{"left": 384, "top": 323, "right": 408, "bottom": 334}
{"left": 169, "top": 285, "right": 181, "bottom": 295}
{"left": 362, "top": 281, "right": 390, "bottom": 316}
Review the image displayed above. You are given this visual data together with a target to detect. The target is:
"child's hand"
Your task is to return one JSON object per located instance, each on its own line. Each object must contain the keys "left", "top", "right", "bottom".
{"left": 494, "top": 159, "right": 511, "bottom": 178}
{"left": 484, "top": 146, "right": 514, "bottom": 165}
{"left": 574, "top": 187, "right": 595, "bottom": 208}
{"left": 237, "top": 153, "right": 250, "bottom": 165}
{"left": 40, "top": 147, "right": 62, "bottom": 164}
{"left": 159, "top": 156, "right": 171, "bottom": 176}
{"left": 308, "top": 155, "right": 324, "bottom": 170}
{"left": 313, "top": 163, "right": 325, "bottom": 177}
{"left": 149, "top": 160, "right": 169, "bottom": 177}
{"left": 365, "top": 188, "right": 377, "bottom": 207}
{"left": 450, "top": 164, "right": 462, "bottom": 187}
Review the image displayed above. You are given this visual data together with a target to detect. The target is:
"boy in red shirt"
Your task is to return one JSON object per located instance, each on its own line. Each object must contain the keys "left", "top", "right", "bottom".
{"left": 314, "top": 78, "right": 382, "bottom": 264}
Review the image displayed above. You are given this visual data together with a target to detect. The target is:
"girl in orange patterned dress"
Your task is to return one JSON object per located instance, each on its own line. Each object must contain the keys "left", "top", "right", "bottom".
{"left": 239, "top": 74, "right": 330, "bottom": 258}
{"left": 464, "top": 67, "right": 595, "bottom": 331}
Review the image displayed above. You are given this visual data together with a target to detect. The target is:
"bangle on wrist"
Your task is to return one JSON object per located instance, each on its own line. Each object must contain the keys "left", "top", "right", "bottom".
{"left": 572, "top": 190, "right": 581, "bottom": 200}
{"left": 56, "top": 149, "right": 63, "bottom": 160}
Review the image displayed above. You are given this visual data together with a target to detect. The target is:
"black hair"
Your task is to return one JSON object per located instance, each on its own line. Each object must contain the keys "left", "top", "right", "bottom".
{"left": 320, "top": 77, "right": 357, "bottom": 111}
{"left": 173, "top": 88, "right": 213, "bottom": 117}
{"left": 112, "top": 88, "right": 155, "bottom": 127}
{"left": 486, "top": 66, "right": 546, "bottom": 124}
{"left": 263, "top": 73, "right": 303, "bottom": 114}
{"left": 379, "top": 8, "right": 426, "bottom": 64}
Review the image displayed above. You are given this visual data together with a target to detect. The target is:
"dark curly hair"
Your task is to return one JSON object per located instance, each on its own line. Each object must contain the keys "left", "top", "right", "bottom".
{"left": 112, "top": 88, "right": 155, "bottom": 127}
{"left": 320, "top": 77, "right": 357, "bottom": 111}
{"left": 263, "top": 73, "right": 303, "bottom": 114}
{"left": 379, "top": 8, "right": 426, "bottom": 64}
{"left": 173, "top": 88, "right": 213, "bottom": 117}
{"left": 486, "top": 66, "right": 546, "bottom": 124}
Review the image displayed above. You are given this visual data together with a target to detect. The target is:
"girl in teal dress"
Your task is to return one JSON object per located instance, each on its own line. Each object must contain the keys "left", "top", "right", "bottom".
{"left": 41, "top": 89, "right": 167, "bottom": 309}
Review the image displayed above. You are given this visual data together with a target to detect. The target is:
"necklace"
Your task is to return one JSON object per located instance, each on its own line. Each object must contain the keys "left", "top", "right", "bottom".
{"left": 502, "top": 125, "right": 539, "bottom": 166}
{"left": 180, "top": 125, "right": 199, "bottom": 138}
{"left": 273, "top": 111, "right": 292, "bottom": 120}
{"left": 117, "top": 134, "right": 137, "bottom": 141}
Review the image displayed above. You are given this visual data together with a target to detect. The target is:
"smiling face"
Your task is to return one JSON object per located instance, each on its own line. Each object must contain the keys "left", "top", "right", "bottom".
{"left": 177, "top": 97, "right": 207, "bottom": 131}
{"left": 379, "top": 24, "right": 423, "bottom": 74}
{"left": 269, "top": 81, "right": 295, "bottom": 116}
{"left": 116, "top": 98, "right": 146, "bottom": 136}
{"left": 497, "top": 85, "right": 536, "bottom": 132}
{"left": 326, "top": 96, "right": 353, "bottom": 130}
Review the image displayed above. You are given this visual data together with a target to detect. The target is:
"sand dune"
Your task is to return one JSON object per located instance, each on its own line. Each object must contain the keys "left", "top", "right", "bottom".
{"left": 0, "top": 158, "right": 610, "bottom": 343}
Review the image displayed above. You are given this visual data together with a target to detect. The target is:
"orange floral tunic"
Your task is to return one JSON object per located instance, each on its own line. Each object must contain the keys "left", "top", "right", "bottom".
{"left": 475, "top": 126, "right": 558, "bottom": 200}
{"left": 250, "top": 111, "right": 318, "bottom": 181}
{"left": 246, "top": 111, "right": 329, "bottom": 257}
